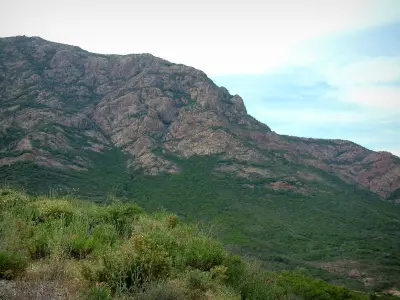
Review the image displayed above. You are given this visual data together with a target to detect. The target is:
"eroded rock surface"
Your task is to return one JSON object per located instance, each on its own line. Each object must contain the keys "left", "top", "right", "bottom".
{"left": 0, "top": 36, "right": 399, "bottom": 198}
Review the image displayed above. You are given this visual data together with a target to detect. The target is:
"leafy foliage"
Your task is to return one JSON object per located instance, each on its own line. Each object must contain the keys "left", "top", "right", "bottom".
{"left": 0, "top": 250, "right": 28, "bottom": 279}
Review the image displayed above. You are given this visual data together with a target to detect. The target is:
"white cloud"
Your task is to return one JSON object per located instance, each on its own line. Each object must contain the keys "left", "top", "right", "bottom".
{"left": 389, "top": 150, "right": 400, "bottom": 157}
{"left": 305, "top": 56, "right": 400, "bottom": 110}
{"left": 341, "top": 86, "right": 400, "bottom": 109}
{"left": 343, "top": 58, "right": 400, "bottom": 84}
{"left": 1, "top": 0, "right": 400, "bottom": 75}
{"left": 323, "top": 57, "right": 400, "bottom": 86}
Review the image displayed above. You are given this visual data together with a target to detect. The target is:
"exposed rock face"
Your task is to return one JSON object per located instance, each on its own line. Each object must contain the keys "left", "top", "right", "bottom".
{"left": 0, "top": 36, "right": 399, "bottom": 198}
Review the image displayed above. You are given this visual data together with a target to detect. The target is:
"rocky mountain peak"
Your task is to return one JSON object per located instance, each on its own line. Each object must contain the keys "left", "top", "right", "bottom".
{"left": 0, "top": 36, "right": 399, "bottom": 199}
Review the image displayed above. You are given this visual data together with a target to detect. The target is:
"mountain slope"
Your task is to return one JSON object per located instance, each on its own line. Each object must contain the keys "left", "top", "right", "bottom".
{"left": 1, "top": 36, "right": 400, "bottom": 291}
{"left": 0, "top": 36, "right": 399, "bottom": 199}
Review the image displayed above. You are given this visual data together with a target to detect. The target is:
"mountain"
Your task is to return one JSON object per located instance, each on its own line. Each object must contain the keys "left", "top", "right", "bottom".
{"left": 1, "top": 36, "right": 400, "bottom": 291}
{"left": 1, "top": 36, "right": 399, "bottom": 199}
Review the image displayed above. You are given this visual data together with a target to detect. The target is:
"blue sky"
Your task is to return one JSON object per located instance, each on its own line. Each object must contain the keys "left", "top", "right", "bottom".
{"left": 213, "top": 23, "right": 400, "bottom": 156}
{"left": 1, "top": 0, "right": 399, "bottom": 156}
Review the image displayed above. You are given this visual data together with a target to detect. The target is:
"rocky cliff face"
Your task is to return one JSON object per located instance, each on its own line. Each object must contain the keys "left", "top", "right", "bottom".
{"left": 1, "top": 36, "right": 399, "bottom": 199}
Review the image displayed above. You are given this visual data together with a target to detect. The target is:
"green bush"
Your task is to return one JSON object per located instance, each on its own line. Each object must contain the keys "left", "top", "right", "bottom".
{"left": 181, "top": 235, "right": 226, "bottom": 271}
{"left": 101, "top": 202, "right": 143, "bottom": 236}
{"left": 210, "top": 265, "right": 229, "bottom": 281}
{"left": 86, "top": 285, "right": 111, "bottom": 300}
{"left": 92, "top": 234, "right": 172, "bottom": 291}
{"left": 278, "top": 271, "right": 365, "bottom": 300}
{"left": 167, "top": 214, "right": 179, "bottom": 229}
{"left": 222, "top": 254, "right": 246, "bottom": 286}
{"left": 136, "top": 280, "right": 186, "bottom": 300}
{"left": 0, "top": 189, "right": 30, "bottom": 209}
{"left": 26, "top": 223, "right": 51, "bottom": 258}
{"left": 0, "top": 250, "right": 28, "bottom": 279}
{"left": 68, "top": 233, "right": 95, "bottom": 259}
{"left": 32, "top": 198, "right": 75, "bottom": 223}
{"left": 240, "top": 272, "right": 287, "bottom": 300}
{"left": 186, "top": 269, "right": 213, "bottom": 292}
{"left": 91, "top": 224, "right": 118, "bottom": 248}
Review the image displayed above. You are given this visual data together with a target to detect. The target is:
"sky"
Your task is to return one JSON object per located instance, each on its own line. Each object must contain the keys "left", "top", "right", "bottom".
{"left": 1, "top": 0, "right": 399, "bottom": 156}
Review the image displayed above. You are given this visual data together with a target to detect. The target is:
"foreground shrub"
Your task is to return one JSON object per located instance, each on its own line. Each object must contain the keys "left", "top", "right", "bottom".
{"left": 85, "top": 234, "right": 172, "bottom": 292}
{"left": 0, "top": 189, "right": 30, "bottom": 211}
{"left": 32, "top": 198, "right": 75, "bottom": 223}
{"left": 102, "top": 202, "right": 143, "bottom": 236}
{"left": 91, "top": 224, "right": 118, "bottom": 247}
{"left": 86, "top": 285, "right": 111, "bottom": 300}
{"left": 186, "top": 269, "right": 213, "bottom": 292}
{"left": 135, "top": 280, "right": 186, "bottom": 300}
{"left": 278, "top": 271, "right": 365, "bottom": 300}
{"left": 25, "top": 222, "right": 51, "bottom": 258}
{"left": 240, "top": 272, "right": 287, "bottom": 300}
{"left": 222, "top": 254, "right": 246, "bottom": 286}
{"left": 0, "top": 250, "right": 28, "bottom": 279}
{"left": 181, "top": 235, "right": 226, "bottom": 271}
{"left": 68, "top": 233, "right": 95, "bottom": 259}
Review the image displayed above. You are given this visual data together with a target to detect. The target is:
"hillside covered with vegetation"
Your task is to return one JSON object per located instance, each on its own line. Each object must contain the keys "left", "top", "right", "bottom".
{"left": 2, "top": 151, "right": 400, "bottom": 292}
{"left": 1, "top": 189, "right": 396, "bottom": 300}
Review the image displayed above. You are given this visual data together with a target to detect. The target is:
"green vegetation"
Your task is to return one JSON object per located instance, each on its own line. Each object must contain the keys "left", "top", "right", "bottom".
{"left": 129, "top": 156, "right": 400, "bottom": 291}
{"left": 0, "top": 148, "right": 129, "bottom": 200}
{"left": 0, "top": 126, "right": 25, "bottom": 150}
{"left": 1, "top": 189, "right": 395, "bottom": 299}
{"left": 1, "top": 150, "right": 400, "bottom": 292}
{"left": 387, "top": 188, "right": 400, "bottom": 201}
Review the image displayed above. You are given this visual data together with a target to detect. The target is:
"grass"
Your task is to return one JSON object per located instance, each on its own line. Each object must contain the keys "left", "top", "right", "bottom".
{"left": 1, "top": 189, "right": 396, "bottom": 299}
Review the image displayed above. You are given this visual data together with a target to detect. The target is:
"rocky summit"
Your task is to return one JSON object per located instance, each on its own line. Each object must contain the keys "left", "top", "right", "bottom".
{"left": 0, "top": 35, "right": 399, "bottom": 199}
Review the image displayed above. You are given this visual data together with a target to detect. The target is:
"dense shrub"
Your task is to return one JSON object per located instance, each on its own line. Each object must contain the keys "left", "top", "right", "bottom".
{"left": 0, "top": 250, "right": 28, "bottom": 279}
{"left": 135, "top": 280, "right": 186, "bottom": 300}
{"left": 222, "top": 254, "right": 246, "bottom": 286}
{"left": 25, "top": 221, "right": 55, "bottom": 258}
{"left": 186, "top": 269, "right": 213, "bottom": 292}
{"left": 181, "top": 235, "right": 226, "bottom": 271}
{"left": 91, "top": 224, "right": 118, "bottom": 247}
{"left": 0, "top": 189, "right": 30, "bottom": 210}
{"left": 278, "top": 271, "right": 365, "bottom": 300}
{"left": 86, "top": 285, "right": 111, "bottom": 300}
{"left": 240, "top": 272, "right": 287, "bottom": 300}
{"left": 86, "top": 234, "right": 172, "bottom": 292}
{"left": 32, "top": 199, "right": 75, "bottom": 223}
{"left": 102, "top": 201, "right": 143, "bottom": 236}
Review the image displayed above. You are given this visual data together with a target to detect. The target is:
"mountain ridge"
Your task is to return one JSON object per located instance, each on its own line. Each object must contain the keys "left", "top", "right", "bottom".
{"left": 0, "top": 35, "right": 399, "bottom": 199}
